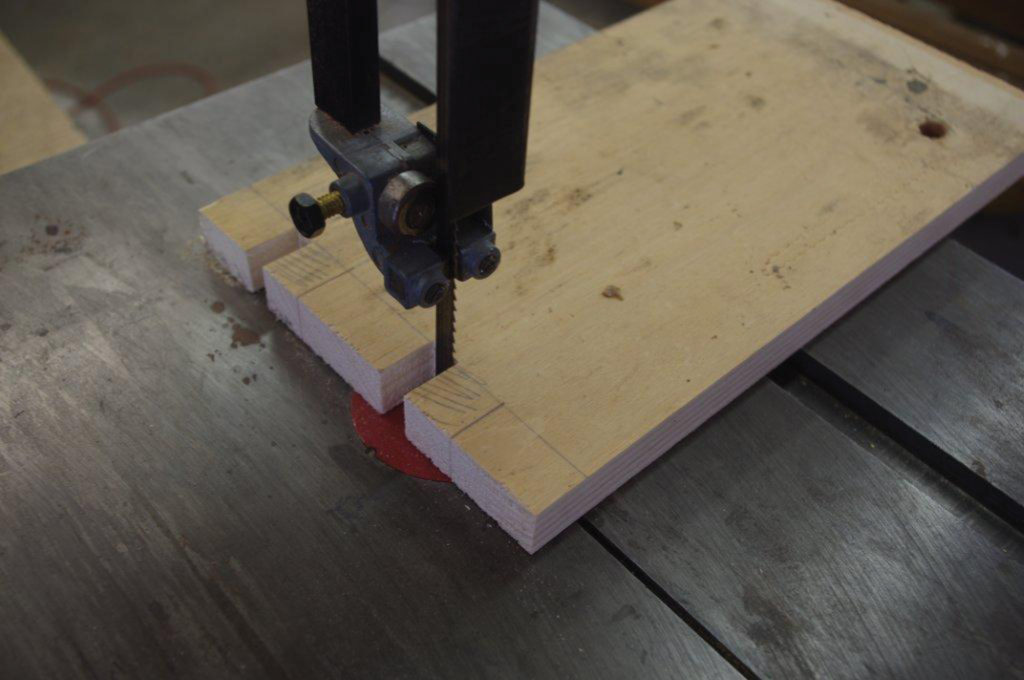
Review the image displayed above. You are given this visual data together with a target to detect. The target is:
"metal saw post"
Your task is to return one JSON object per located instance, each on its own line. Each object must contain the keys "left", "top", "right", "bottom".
{"left": 291, "top": 0, "right": 539, "bottom": 375}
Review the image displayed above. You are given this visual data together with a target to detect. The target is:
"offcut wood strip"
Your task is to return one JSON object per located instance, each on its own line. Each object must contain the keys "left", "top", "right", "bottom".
{"left": 0, "top": 32, "right": 85, "bottom": 175}
{"left": 263, "top": 225, "right": 434, "bottom": 413}
{"left": 401, "top": 0, "right": 1024, "bottom": 552}
{"left": 200, "top": 158, "right": 336, "bottom": 291}
{"left": 263, "top": 225, "right": 366, "bottom": 332}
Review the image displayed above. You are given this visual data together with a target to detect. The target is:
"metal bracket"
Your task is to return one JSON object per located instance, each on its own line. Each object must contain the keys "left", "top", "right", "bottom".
{"left": 298, "top": 103, "right": 501, "bottom": 310}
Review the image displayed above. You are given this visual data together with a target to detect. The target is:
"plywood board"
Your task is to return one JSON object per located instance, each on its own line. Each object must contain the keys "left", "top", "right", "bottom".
{"left": 0, "top": 32, "right": 85, "bottom": 175}
{"left": 403, "top": 0, "right": 1024, "bottom": 551}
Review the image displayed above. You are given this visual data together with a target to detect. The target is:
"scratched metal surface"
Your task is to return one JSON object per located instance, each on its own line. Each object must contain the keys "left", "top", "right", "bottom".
{"left": 798, "top": 241, "right": 1024, "bottom": 532}
{"left": 588, "top": 382, "right": 1024, "bottom": 679}
{"left": 0, "top": 62, "right": 737, "bottom": 679}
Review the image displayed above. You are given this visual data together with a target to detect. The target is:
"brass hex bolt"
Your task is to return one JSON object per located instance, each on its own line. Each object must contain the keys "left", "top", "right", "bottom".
{"left": 289, "top": 190, "right": 349, "bottom": 238}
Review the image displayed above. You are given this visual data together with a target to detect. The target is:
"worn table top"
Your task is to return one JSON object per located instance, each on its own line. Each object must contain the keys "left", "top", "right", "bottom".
{"left": 2, "top": 7, "right": 1023, "bottom": 679}
{"left": 800, "top": 241, "right": 1024, "bottom": 531}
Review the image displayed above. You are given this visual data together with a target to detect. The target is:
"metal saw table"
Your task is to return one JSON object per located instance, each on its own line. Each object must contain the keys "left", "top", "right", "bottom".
{"left": 1, "top": 6, "right": 1023, "bottom": 679}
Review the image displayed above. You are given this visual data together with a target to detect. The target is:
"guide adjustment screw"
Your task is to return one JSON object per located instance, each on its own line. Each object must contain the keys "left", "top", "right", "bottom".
{"left": 289, "top": 190, "right": 350, "bottom": 239}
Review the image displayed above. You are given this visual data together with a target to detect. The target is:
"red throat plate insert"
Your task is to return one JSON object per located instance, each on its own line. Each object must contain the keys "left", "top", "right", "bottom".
{"left": 350, "top": 393, "right": 451, "bottom": 483}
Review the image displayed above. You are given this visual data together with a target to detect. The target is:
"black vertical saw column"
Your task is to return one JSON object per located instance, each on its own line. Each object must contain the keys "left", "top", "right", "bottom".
{"left": 293, "top": 0, "right": 539, "bottom": 376}
{"left": 435, "top": 0, "right": 539, "bottom": 371}
{"left": 437, "top": 0, "right": 539, "bottom": 220}
{"left": 306, "top": 0, "right": 381, "bottom": 133}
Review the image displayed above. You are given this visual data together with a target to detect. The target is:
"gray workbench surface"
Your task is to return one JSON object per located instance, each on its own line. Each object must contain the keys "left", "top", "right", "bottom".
{"left": 800, "top": 241, "right": 1024, "bottom": 530}
{"left": 0, "top": 63, "right": 737, "bottom": 680}
{"left": 3, "top": 9, "right": 1024, "bottom": 680}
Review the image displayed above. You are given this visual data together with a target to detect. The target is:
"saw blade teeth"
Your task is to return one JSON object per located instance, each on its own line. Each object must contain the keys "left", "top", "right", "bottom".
{"left": 434, "top": 281, "right": 457, "bottom": 373}
{"left": 434, "top": 218, "right": 458, "bottom": 373}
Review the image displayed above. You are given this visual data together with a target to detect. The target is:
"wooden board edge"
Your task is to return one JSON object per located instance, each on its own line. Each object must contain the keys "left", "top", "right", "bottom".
{"left": 199, "top": 212, "right": 259, "bottom": 291}
{"left": 199, "top": 206, "right": 303, "bottom": 292}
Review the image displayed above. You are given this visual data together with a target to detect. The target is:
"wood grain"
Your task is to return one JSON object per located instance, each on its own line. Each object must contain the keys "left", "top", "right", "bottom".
{"left": 379, "top": 2, "right": 594, "bottom": 96}
{"left": 228, "top": 2, "right": 595, "bottom": 410}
